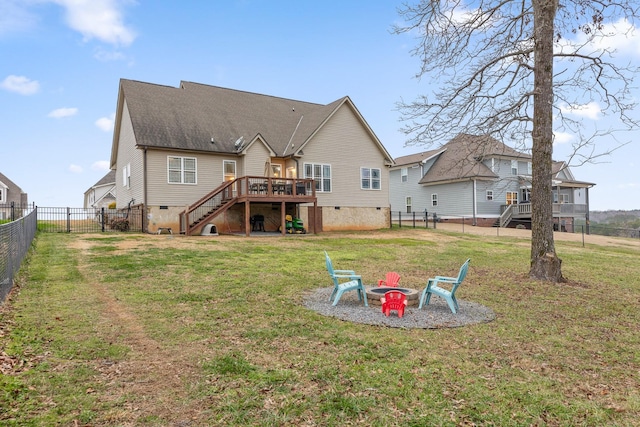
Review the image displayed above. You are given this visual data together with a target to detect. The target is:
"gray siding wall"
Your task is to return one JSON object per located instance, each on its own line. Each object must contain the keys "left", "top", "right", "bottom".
{"left": 389, "top": 165, "right": 428, "bottom": 215}
{"left": 243, "top": 141, "right": 270, "bottom": 176}
{"left": 425, "top": 181, "right": 474, "bottom": 218}
{"left": 146, "top": 149, "right": 243, "bottom": 207}
{"left": 115, "top": 101, "right": 144, "bottom": 208}
{"left": 299, "top": 104, "right": 389, "bottom": 208}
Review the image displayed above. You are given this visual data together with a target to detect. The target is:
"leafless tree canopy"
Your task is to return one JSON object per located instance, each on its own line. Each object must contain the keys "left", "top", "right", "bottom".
{"left": 393, "top": 0, "right": 639, "bottom": 163}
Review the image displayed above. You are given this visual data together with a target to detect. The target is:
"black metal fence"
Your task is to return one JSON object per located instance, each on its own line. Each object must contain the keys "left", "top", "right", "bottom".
{"left": 34, "top": 205, "right": 144, "bottom": 233}
{"left": 1, "top": 209, "right": 37, "bottom": 303}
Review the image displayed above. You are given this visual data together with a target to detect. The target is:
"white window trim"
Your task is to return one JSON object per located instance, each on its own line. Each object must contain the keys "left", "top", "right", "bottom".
{"left": 304, "top": 162, "right": 332, "bottom": 192}
{"left": 401, "top": 167, "right": 408, "bottom": 182}
{"left": 168, "top": 156, "right": 197, "bottom": 185}
{"left": 223, "top": 160, "right": 237, "bottom": 182}
{"left": 431, "top": 193, "right": 438, "bottom": 207}
{"left": 511, "top": 160, "right": 518, "bottom": 175}
{"left": 486, "top": 190, "right": 493, "bottom": 201}
{"left": 406, "top": 196, "right": 412, "bottom": 213}
{"left": 122, "top": 163, "right": 131, "bottom": 189}
{"left": 360, "top": 167, "right": 381, "bottom": 190}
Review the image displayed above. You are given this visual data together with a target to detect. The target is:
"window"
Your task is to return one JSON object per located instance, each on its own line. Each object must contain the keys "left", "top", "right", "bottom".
{"left": 506, "top": 191, "right": 518, "bottom": 205}
{"left": 304, "top": 163, "right": 331, "bottom": 192}
{"left": 0, "top": 188, "right": 4, "bottom": 203}
{"left": 122, "top": 163, "right": 130, "bottom": 189}
{"left": 168, "top": 156, "right": 197, "bottom": 184}
{"left": 555, "top": 193, "right": 569, "bottom": 203}
{"left": 271, "top": 164, "right": 282, "bottom": 178}
{"left": 401, "top": 167, "right": 408, "bottom": 182}
{"left": 486, "top": 190, "right": 493, "bottom": 201}
{"left": 431, "top": 193, "right": 438, "bottom": 207}
{"left": 511, "top": 160, "right": 518, "bottom": 175}
{"left": 361, "top": 167, "right": 381, "bottom": 190}
{"left": 223, "top": 160, "right": 236, "bottom": 182}
{"left": 406, "top": 196, "right": 412, "bottom": 213}
{"left": 527, "top": 162, "right": 532, "bottom": 175}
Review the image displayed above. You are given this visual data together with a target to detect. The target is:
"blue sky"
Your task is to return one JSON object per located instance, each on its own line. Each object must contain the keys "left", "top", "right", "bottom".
{"left": 1, "top": 0, "right": 638, "bottom": 211}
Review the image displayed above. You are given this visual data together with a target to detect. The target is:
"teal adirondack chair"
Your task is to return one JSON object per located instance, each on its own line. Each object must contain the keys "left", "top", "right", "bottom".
{"left": 324, "top": 251, "right": 368, "bottom": 307}
{"left": 418, "top": 258, "right": 470, "bottom": 314}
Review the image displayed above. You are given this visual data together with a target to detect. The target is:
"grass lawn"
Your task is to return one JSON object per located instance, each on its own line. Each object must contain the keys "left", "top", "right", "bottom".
{"left": 1, "top": 229, "right": 639, "bottom": 426}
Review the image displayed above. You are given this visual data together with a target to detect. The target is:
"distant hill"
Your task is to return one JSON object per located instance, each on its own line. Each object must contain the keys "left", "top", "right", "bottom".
{"left": 589, "top": 210, "right": 640, "bottom": 223}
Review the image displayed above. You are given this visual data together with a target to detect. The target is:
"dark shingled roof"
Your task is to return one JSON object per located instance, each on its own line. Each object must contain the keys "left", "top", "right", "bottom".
{"left": 394, "top": 134, "right": 532, "bottom": 185}
{"left": 93, "top": 170, "right": 116, "bottom": 187}
{"left": 119, "top": 79, "right": 346, "bottom": 156}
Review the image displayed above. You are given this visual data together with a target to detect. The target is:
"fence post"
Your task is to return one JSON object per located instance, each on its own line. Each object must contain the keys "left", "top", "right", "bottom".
{"left": 66, "top": 207, "right": 71, "bottom": 232}
{"left": 424, "top": 210, "right": 428, "bottom": 229}
{"left": 398, "top": 211, "right": 402, "bottom": 228}
{"left": 101, "top": 207, "right": 105, "bottom": 232}
{"left": 412, "top": 212, "right": 416, "bottom": 228}
{"left": 432, "top": 212, "right": 437, "bottom": 229}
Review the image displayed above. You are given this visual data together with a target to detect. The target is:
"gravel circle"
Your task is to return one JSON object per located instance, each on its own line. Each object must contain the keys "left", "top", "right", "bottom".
{"left": 303, "top": 287, "right": 496, "bottom": 329}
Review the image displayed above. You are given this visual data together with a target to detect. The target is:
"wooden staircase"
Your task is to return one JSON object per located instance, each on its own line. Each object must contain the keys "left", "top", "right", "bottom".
{"left": 180, "top": 180, "right": 237, "bottom": 235}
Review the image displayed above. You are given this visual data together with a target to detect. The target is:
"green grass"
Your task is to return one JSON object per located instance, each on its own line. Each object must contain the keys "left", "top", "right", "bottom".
{"left": 1, "top": 230, "right": 639, "bottom": 426}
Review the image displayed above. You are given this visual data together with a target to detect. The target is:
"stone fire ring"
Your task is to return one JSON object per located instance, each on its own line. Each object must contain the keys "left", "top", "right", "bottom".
{"left": 366, "top": 286, "right": 420, "bottom": 307}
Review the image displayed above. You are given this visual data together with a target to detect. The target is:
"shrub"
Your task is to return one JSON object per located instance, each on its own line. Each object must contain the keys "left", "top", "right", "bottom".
{"left": 110, "top": 218, "right": 130, "bottom": 231}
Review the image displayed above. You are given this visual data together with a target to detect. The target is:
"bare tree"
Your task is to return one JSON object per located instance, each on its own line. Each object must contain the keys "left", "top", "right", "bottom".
{"left": 393, "top": 0, "right": 639, "bottom": 281}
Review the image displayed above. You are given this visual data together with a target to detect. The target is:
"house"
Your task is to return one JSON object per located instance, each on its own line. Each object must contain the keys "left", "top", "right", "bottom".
{"left": 0, "top": 172, "right": 28, "bottom": 220}
{"left": 389, "top": 134, "right": 595, "bottom": 231}
{"left": 109, "top": 79, "right": 394, "bottom": 234}
{"left": 83, "top": 170, "right": 116, "bottom": 210}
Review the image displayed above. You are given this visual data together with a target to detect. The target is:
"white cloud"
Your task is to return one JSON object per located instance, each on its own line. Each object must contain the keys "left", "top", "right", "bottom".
{"left": 91, "top": 160, "right": 110, "bottom": 171}
{"left": 0, "top": 0, "right": 39, "bottom": 36}
{"left": 560, "top": 102, "right": 601, "bottom": 120}
{"left": 95, "top": 113, "right": 115, "bottom": 131}
{"left": 553, "top": 131, "right": 574, "bottom": 145}
{"left": 48, "top": 107, "right": 78, "bottom": 118}
{"left": 52, "top": 0, "right": 136, "bottom": 46}
{"left": 94, "top": 47, "right": 126, "bottom": 61}
{"left": 588, "top": 18, "right": 640, "bottom": 57}
{"left": 1, "top": 75, "right": 40, "bottom": 95}
{"left": 69, "top": 164, "right": 83, "bottom": 173}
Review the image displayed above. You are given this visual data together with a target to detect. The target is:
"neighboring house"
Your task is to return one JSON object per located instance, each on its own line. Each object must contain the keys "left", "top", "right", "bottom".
{"left": 389, "top": 134, "right": 595, "bottom": 231}
{"left": 84, "top": 170, "right": 116, "bottom": 210}
{"left": 0, "top": 172, "right": 28, "bottom": 220}
{"left": 110, "top": 79, "right": 394, "bottom": 234}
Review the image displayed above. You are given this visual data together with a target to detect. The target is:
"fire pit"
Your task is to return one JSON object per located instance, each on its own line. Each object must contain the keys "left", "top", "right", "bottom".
{"left": 366, "top": 287, "right": 420, "bottom": 307}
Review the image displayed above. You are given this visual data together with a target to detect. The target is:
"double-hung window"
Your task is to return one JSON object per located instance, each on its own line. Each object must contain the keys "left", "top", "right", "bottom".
{"left": 431, "top": 194, "right": 438, "bottom": 207}
{"left": 168, "top": 156, "right": 197, "bottom": 184}
{"left": 361, "top": 167, "right": 381, "bottom": 190}
{"left": 304, "top": 163, "right": 331, "bottom": 192}
{"left": 401, "top": 167, "right": 408, "bottom": 182}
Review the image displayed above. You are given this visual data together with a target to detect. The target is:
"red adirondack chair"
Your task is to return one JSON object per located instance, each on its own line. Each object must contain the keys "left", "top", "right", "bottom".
{"left": 380, "top": 290, "right": 408, "bottom": 318}
{"left": 377, "top": 271, "right": 401, "bottom": 287}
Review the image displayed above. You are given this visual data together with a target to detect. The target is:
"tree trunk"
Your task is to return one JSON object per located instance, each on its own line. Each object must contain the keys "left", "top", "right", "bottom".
{"left": 530, "top": 0, "right": 564, "bottom": 282}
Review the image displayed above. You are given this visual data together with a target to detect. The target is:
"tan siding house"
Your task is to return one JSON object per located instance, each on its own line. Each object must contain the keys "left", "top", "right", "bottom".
{"left": 109, "top": 79, "right": 394, "bottom": 234}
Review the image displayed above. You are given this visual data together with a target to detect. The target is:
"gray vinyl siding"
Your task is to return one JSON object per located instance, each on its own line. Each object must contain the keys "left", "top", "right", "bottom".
{"left": 475, "top": 180, "right": 502, "bottom": 216}
{"left": 243, "top": 142, "right": 271, "bottom": 176}
{"left": 389, "top": 165, "right": 427, "bottom": 215}
{"left": 115, "top": 101, "right": 144, "bottom": 208}
{"left": 146, "top": 150, "right": 243, "bottom": 206}
{"left": 299, "top": 104, "right": 388, "bottom": 208}
{"left": 425, "top": 181, "right": 474, "bottom": 218}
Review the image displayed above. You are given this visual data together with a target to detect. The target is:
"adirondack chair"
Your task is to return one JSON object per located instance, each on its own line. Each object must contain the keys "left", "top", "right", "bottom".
{"left": 418, "top": 258, "right": 471, "bottom": 314}
{"left": 324, "top": 251, "right": 368, "bottom": 307}
{"left": 380, "top": 290, "right": 407, "bottom": 318}
{"left": 378, "top": 271, "right": 401, "bottom": 287}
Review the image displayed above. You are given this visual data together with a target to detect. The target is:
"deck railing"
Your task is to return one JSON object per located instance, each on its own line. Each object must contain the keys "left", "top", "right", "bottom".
{"left": 180, "top": 176, "right": 316, "bottom": 235}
